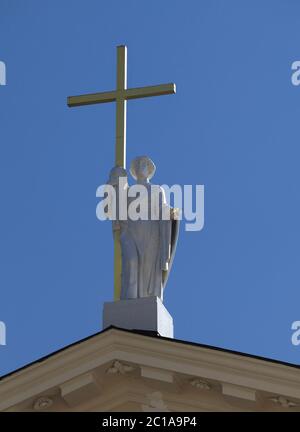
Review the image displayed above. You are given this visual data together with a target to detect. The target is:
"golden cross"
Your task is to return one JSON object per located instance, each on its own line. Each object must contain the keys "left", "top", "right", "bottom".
{"left": 67, "top": 45, "right": 176, "bottom": 300}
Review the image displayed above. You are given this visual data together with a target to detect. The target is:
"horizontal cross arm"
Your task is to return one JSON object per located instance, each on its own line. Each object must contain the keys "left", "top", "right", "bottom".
{"left": 67, "top": 83, "right": 176, "bottom": 107}
{"left": 124, "top": 83, "right": 176, "bottom": 101}
{"left": 67, "top": 90, "right": 117, "bottom": 107}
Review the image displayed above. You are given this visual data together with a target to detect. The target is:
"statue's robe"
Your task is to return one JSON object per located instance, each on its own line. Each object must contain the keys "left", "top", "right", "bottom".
{"left": 118, "top": 183, "right": 179, "bottom": 301}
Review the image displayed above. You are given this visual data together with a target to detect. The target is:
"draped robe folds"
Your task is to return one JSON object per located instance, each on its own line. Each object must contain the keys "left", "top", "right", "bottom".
{"left": 105, "top": 181, "right": 179, "bottom": 301}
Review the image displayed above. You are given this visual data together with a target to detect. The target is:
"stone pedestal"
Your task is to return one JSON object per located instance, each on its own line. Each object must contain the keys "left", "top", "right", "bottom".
{"left": 103, "top": 296, "right": 174, "bottom": 338}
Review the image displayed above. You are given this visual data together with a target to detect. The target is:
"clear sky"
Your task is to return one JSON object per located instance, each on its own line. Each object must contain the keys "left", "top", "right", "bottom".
{"left": 1, "top": 0, "right": 300, "bottom": 376}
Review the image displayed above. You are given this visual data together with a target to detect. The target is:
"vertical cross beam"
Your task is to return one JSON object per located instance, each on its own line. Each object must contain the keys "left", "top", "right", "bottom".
{"left": 114, "top": 46, "right": 127, "bottom": 300}
{"left": 115, "top": 45, "right": 127, "bottom": 167}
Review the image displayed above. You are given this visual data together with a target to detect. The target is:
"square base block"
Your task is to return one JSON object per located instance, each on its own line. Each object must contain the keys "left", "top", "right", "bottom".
{"left": 103, "top": 296, "right": 173, "bottom": 338}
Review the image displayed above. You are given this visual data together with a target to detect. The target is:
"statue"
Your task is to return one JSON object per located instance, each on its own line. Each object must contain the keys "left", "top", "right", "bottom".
{"left": 69, "top": 46, "right": 177, "bottom": 336}
{"left": 106, "top": 156, "right": 180, "bottom": 302}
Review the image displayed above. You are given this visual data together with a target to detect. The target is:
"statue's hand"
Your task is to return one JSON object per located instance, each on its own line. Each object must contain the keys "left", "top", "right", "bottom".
{"left": 171, "top": 207, "right": 180, "bottom": 220}
{"left": 107, "top": 166, "right": 128, "bottom": 187}
{"left": 162, "top": 262, "right": 169, "bottom": 271}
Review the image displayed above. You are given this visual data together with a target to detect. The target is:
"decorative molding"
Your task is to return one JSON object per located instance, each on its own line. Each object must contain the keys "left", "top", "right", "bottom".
{"left": 142, "top": 391, "right": 170, "bottom": 412}
{"left": 190, "top": 379, "right": 211, "bottom": 390}
{"left": 269, "top": 396, "right": 298, "bottom": 408}
{"left": 106, "top": 360, "right": 134, "bottom": 375}
{"left": 33, "top": 396, "right": 53, "bottom": 410}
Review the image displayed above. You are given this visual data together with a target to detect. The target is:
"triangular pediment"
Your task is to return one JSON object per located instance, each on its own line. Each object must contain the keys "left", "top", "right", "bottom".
{"left": 1, "top": 327, "right": 300, "bottom": 412}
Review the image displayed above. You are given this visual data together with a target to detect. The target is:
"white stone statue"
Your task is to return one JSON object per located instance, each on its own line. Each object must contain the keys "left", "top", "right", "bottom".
{"left": 107, "top": 156, "right": 179, "bottom": 302}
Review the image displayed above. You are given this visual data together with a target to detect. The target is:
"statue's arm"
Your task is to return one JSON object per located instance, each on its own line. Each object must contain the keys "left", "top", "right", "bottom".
{"left": 158, "top": 186, "right": 180, "bottom": 220}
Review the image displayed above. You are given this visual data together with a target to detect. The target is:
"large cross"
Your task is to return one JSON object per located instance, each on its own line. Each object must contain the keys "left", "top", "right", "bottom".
{"left": 67, "top": 45, "right": 176, "bottom": 301}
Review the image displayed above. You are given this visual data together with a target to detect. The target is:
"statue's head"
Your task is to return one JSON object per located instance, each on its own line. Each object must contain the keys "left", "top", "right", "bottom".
{"left": 130, "top": 156, "right": 156, "bottom": 181}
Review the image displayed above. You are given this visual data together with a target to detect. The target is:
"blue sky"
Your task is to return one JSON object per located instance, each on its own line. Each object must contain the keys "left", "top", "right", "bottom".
{"left": 1, "top": 0, "right": 300, "bottom": 375}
